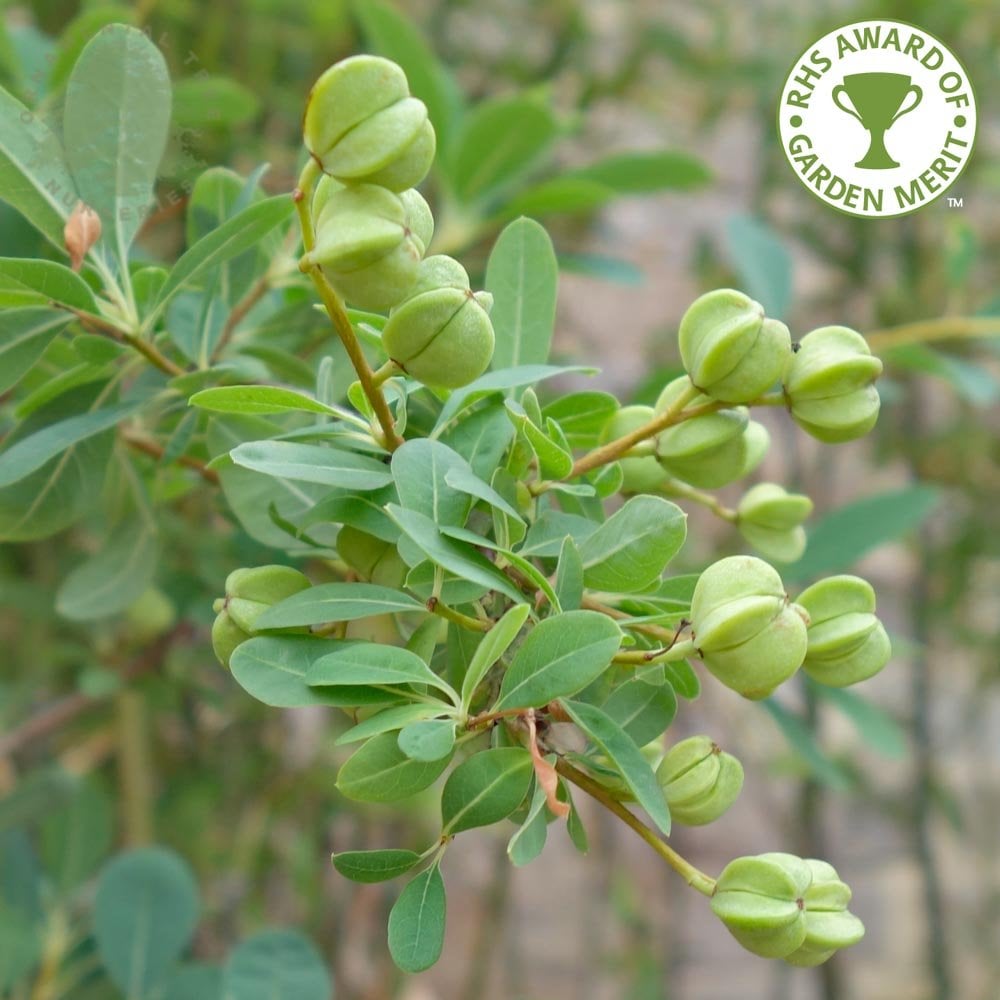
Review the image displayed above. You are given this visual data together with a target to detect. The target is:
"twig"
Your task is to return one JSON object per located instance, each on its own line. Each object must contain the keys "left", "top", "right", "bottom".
{"left": 427, "top": 597, "right": 492, "bottom": 633}
{"left": 0, "top": 629, "right": 186, "bottom": 759}
{"left": 555, "top": 758, "right": 716, "bottom": 896}
{"left": 867, "top": 316, "right": 1000, "bottom": 352}
{"left": 121, "top": 430, "right": 220, "bottom": 484}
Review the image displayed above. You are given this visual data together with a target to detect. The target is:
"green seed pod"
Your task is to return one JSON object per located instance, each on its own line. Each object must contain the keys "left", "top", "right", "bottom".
{"left": 304, "top": 55, "right": 436, "bottom": 191}
{"left": 737, "top": 483, "right": 814, "bottom": 563}
{"left": 711, "top": 852, "right": 812, "bottom": 958}
{"left": 598, "top": 405, "right": 667, "bottom": 493}
{"left": 795, "top": 575, "right": 891, "bottom": 687}
{"left": 381, "top": 255, "right": 495, "bottom": 388}
{"left": 307, "top": 184, "right": 432, "bottom": 311}
{"left": 678, "top": 289, "right": 791, "bottom": 403}
{"left": 656, "top": 736, "right": 744, "bottom": 826}
{"left": 654, "top": 377, "right": 761, "bottom": 489}
{"left": 337, "top": 525, "right": 407, "bottom": 589}
{"left": 784, "top": 860, "right": 866, "bottom": 967}
{"left": 690, "top": 555, "right": 808, "bottom": 699}
{"left": 783, "top": 326, "right": 883, "bottom": 443}
{"left": 211, "top": 565, "right": 311, "bottom": 667}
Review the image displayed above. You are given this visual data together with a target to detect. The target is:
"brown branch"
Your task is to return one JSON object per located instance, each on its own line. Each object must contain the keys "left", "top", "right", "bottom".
{"left": 122, "top": 430, "right": 220, "bottom": 484}
{"left": 0, "top": 627, "right": 189, "bottom": 759}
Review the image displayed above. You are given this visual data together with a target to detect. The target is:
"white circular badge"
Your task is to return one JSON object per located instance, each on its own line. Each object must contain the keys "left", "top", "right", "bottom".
{"left": 778, "top": 20, "right": 977, "bottom": 218}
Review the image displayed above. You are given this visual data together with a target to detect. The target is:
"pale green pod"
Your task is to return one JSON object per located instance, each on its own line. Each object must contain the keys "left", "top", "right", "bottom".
{"left": 737, "top": 419, "right": 771, "bottom": 478}
{"left": 737, "top": 484, "right": 813, "bottom": 563}
{"left": 678, "top": 289, "right": 790, "bottom": 403}
{"left": 599, "top": 405, "right": 668, "bottom": 494}
{"left": 700, "top": 603, "right": 808, "bottom": 699}
{"left": 381, "top": 255, "right": 494, "bottom": 388}
{"left": 796, "top": 575, "right": 891, "bottom": 686}
{"left": 657, "top": 736, "right": 744, "bottom": 826}
{"left": 784, "top": 859, "right": 865, "bottom": 967}
{"left": 211, "top": 565, "right": 311, "bottom": 667}
{"left": 691, "top": 555, "right": 787, "bottom": 649}
{"left": 304, "top": 55, "right": 435, "bottom": 191}
{"left": 309, "top": 185, "right": 430, "bottom": 311}
{"left": 783, "top": 326, "right": 883, "bottom": 443}
{"left": 711, "top": 852, "right": 812, "bottom": 958}
{"left": 337, "top": 525, "right": 408, "bottom": 589}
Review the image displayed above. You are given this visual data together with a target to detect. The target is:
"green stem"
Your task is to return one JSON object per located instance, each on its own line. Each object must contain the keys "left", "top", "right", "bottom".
{"left": 555, "top": 758, "right": 716, "bottom": 897}
{"left": 867, "top": 316, "right": 1000, "bottom": 352}
{"left": 612, "top": 638, "right": 695, "bottom": 665}
{"left": 372, "top": 360, "right": 403, "bottom": 387}
{"left": 295, "top": 163, "right": 403, "bottom": 451}
{"left": 659, "top": 479, "right": 737, "bottom": 522}
{"left": 429, "top": 598, "right": 492, "bottom": 633}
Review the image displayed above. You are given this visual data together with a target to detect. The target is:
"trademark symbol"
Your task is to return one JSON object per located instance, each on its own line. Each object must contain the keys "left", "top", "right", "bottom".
{"left": 947, "top": 196, "right": 964, "bottom": 208}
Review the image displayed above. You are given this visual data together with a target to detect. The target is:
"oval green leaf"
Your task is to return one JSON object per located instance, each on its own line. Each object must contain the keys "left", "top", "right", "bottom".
{"left": 440, "top": 747, "right": 533, "bottom": 834}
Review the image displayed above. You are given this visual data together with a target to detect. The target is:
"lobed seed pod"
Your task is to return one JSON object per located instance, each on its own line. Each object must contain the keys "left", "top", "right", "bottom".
{"left": 598, "top": 405, "right": 668, "bottom": 494}
{"left": 784, "top": 860, "right": 866, "bottom": 967}
{"left": 306, "top": 184, "right": 433, "bottom": 311}
{"left": 337, "top": 525, "right": 408, "bottom": 589}
{"left": 381, "top": 255, "right": 495, "bottom": 388}
{"left": 737, "top": 483, "right": 814, "bottom": 563}
{"left": 679, "top": 289, "right": 791, "bottom": 403}
{"left": 795, "top": 575, "right": 891, "bottom": 686}
{"left": 690, "top": 555, "right": 808, "bottom": 699}
{"left": 656, "top": 735, "right": 744, "bottom": 825}
{"left": 211, "top": 565, "right": 311, "bottom": 668}
{"left": 783, "top": 326, "right": 883, "bottom": 443}
{"left": 653, "top": 377, "right": 768, "bottom": 489}
{"left": 304, "top": 55, "right": 436, "bottom": 191}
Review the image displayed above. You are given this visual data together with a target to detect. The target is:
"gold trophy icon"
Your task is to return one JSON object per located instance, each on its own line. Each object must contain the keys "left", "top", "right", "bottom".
{"left": 832, "top": 72, "right": 922, "bottom": 169}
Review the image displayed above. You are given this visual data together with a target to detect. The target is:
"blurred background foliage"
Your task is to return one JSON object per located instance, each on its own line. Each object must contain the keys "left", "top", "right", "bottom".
{"left": 0, "top": 0, "right": 998, "bottom": 998}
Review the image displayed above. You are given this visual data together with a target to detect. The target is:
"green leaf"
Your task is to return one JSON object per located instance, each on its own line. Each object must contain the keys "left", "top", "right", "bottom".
{"left": 307, "top": 642, "right": 457, "bottom": 702}
{"left": 94, "top": 848, "right": 200, "bottom": 998}
{"left": 786, "top": 485, "right": 940, "bottom": 580}
{"left": 256, "top": 583, "right": 423, "bottom": 629}
{"left": 0, "top": 257, "right": 97, "bottom": 311}
{"left": 562, "top": 699, "right": 671, "bottom": 835}
{"left": 222, "top": 929, "right": 331, "bottom": 1000}
{"left": 444, "top": 464, "right": 522, "bottom": 522}
{"left": 602, "top": 678, "right": 677, "bottom": 746}
{"left": 664, "top": 660, "right": 700, "bottom": 700}
{"left": 164, "top": 963, "right": 223, "bottom": 1000}
{"left": 726, "top": 215, "right": 792, "bottom": 320}
{"left": 190, "top": 386, "right": 348, "bottom": 418}
{"left": 55, "top": 518, "right": 159, "bottom": 621}
{"left": 0, "top": 309, "right": 73, "bottom": 393}
{"left": 172, "top": 76, "right": 259, "bottom": 129}
{"left": 541, "top": 391, "right": 619, "bottom": 447}
{"left": 554, "top": 536, "right": 584, "bottom": 611}
{"left": 441, "top": 747, "right": 533, "bottom": 834}
{"left": 332, "top": 848, "right": 422, "bottom": 883}
{"left": 337, "top": 732, "right": 452, "bottom": 803}
{"left": 153, "top": 196, "right": 294, "bottom": 320}
{"left": 397, "top": 719, "right": 457, "bottom": 761}
{"left": 0, "top": 84, "right": 78, "bottom": 248}
{"left": 519, "top": 510, "right": 597, "bottom": 558}
{"left": 569, "top": 151, "right": 711, "bottom": 193}
{"left": 460, "top": 603, "right": 531, "bottom": 710}
{"left": 507, "top": 778, "right": 549, "bottom": 866}
{"left": 231, "top": 636, "right": 398, "bottom": 709}
{"left": 449, "top": 97, "right": 557, "bottom": 204}
{"left": 386, "top": 504, "right": 524, "bottom": 603}
{"left": 503, "top": 176, "right": 615, "bottom": 218}
{"left": 813, "top": 683, "right": 907, "bottom": 759}
{"left": 0, "top": 903, "right": 41, "bottom": 991}
{"left": 40, "top": 776, "right": 113, "bottom": 894}
{"left": 486, "top": 219, "right": 559, "bottom": 372}
{"left": 761, "top": 699, "right": 852, "bottom": 790}
{"left": 353, "top": 0, "right": 461, "bottom": 151}
{"left": 64, "top": 26, "right": 171, "bottom": 261}
{"left": 496, "top": 611, "right": 622, "bottom": 710}
{"left": 391, "top": 438, "right": 470, "bottom": 526}
{"left": 578, "top": 496, "right": 687, "bottom": 593}
{"left": 0, "top": 400, "right": 136, "bottom": 489}
{"left": 228, "top": 441, "right": 393, "bottom": 491}
{"left": 0, "top": 385, "right": 114, "bottom": 542}
{"left": 434, "top": 364, "right": 595, "bottom": 433}
{"left": 387, "top": 865, "right": 446, "bottom": 974}
{"left": 336, "top": 704, "right": 445, "bottom": 745}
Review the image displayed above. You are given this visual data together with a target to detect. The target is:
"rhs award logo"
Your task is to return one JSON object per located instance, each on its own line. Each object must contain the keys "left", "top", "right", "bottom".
{"left": 778, "top": 20, "right": 977, "bottom": 218}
